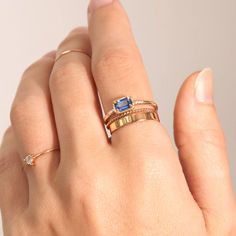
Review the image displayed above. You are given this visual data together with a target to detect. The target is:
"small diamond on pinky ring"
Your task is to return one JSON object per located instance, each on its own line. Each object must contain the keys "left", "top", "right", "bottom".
{"left": 24, "top": 155, "right": 34, "bottom": 165}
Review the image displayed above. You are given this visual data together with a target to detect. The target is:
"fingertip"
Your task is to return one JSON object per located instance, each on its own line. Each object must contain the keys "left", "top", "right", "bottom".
{"left": 174, "top": 68, "right": 217, "bottom": 146}
{"left": 175, "top": 68, "right": 214, "bottom": 115}
{"left": 174, "top": 70, "right": 200, "bottom": 116}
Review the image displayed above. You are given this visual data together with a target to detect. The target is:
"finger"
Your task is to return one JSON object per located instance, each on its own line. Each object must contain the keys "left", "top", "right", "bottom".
{"left": 88, "top": 0, "right": 161, "bottom": 139}
{"left": 50, "top": 27, "right": 108, "bottom": 162}
{"left": 0, "top": 127, "right": 28, "bottom": 218}
{"left": 10, "top": 52, "right": 59, "bottom": 189}
{"left": 86, "top": 0, "right": 195, "bottom": 203}
{"left": 87, "top": 2, "right": 207, "bottom": 225}
{"left": 174, "top": 68, "right": 236, "bottom": 233}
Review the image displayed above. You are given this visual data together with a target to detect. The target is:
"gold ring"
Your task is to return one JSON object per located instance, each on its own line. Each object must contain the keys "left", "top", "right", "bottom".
{"left": 55, "top": 49, "right": 90, "bottom": 62}
{"left": 106, "top": 107, "right": 156, "bottom": 128}
{"left": 23, "top": 148, "right": 59, "bottom": 166}
{"left": 108, "top": 111, "right": 160, "bottom": 134}
{"left": 104, "top": 96, "right": 158, "bottom": 123}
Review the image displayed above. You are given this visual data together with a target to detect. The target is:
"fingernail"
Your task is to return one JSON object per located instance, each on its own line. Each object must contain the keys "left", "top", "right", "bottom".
{"left": 43, "top": 51, "right": 56, "bottom": 59}
{"left": 89, "top": 0, "right": 113, "bottom": 13}
{"left": 69, "top": 27, "right": 88, "bottom": 35}
{"left": 195, "top": 68, "right": 214, "bottom": 104}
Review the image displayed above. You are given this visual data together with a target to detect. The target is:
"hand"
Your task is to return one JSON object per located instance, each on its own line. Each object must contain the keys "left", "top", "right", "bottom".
{"left": 1, "top": 0, "right": 235, "bottom": 235}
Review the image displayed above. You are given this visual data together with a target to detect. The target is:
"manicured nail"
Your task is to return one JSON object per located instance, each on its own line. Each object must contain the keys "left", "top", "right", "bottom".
{"left": 89, "top": 0, "right": 113, "bottom": 13}
{"left": 195, "top": 68, "right": 214, "bottom": 104}
{"left": 43, "top": 51, "right": 56, "bottom": 59}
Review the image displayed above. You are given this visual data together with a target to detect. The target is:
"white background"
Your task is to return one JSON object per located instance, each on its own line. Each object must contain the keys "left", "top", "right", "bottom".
{"left": 0, "top": 0, "right": 236, "bottom": 234}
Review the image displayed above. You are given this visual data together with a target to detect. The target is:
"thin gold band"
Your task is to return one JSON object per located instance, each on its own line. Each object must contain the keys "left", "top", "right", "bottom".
{"left": 55, "top": 49, "right": 90, "bottom": 62}
{"left": 108, "top": 112, "right": 160, "bottom": 133}
{"left": 23, "top": 148, "right": 59, "bottom": 166}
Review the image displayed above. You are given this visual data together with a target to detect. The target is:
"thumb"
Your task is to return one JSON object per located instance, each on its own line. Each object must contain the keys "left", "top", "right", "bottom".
{"left": 174, "top": 68, "right": 236, "bottom": 233}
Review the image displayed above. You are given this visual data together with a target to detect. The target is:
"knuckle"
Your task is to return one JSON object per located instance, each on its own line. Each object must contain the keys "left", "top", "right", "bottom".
{"left": 57, "top": 37, "right": 69, "bottom": 50}
{"left": 0, "top": 148, "right": 12, "bottom": 176}
{"left": 57, "top": 34, "right": 78, "bottom": 49}
{"left": 10, "top": 103, "right": 24, "bottom": 124}
{"left": 177, "top": 127, "right": 226, "bottom": 150}
{"left": 57, "top": 35, "right": 75, "bottom": 50}
{"left": 0, "top": 154, "right": 10, "bottom": 175}
{"left": 50, "top": 61, "right": 79, "bottom": 90}
{"left": 2, "top": 126, "right": 13, "bottom": 138}
{"left": 78, "top": 174, "right": 113, "bottom": 210}
{"left": 196, "top": 128, "right": 226, "bottom": 148}
{"left": 0, "top": 127, "right": 16, "bottom": 175}
{"left": 10, "top": 101, "right": 29, "bottom": 124}
{"left": 94, "top": 47, "right": 139, "bottom": 80}
{"left": 22, "top": 58, "right": 51, "bottom": 78}
{"left": 58, "top": 33, "right": 89, "bottom": 51}
{"left": 22, "top": 62, "right": 39, "bottom": 77}
{"left": 65, "top": 165, "right": 111, "bottom": 206}
{"left": 10, "top": 96, "right": 40, "bottom": 124}
{"left": 122, "top": 147, "right": 175, "bottom": 183}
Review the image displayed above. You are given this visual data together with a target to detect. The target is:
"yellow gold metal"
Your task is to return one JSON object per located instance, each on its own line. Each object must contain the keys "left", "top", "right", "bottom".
{"left": 108, "top": 112, "right": 160, "bottom": 134}
{"left": 55, "top": 49, "right": 90, "bottom": 62}
{"left": 106, "top": 108, "right": 156, "bottom": 128}
{"left": 104, "top": 97, "right": 158, "bottom": 123}
{"left": 23, "top": 148, "right": 59, "bottom": 167}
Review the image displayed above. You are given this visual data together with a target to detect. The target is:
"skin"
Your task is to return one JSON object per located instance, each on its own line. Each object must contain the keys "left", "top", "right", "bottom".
{"left": 0, "top": 0, "right": 235, "bottom": 235}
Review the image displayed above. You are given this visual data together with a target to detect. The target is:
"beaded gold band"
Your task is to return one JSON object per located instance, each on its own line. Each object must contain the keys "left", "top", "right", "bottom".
{"left": 55, "top": 49, "right": 90, "bottom": 62}
{"left": 108, "top": 112, "right": 160, "bottom": 134}
{"left": 23, "top": 148, "right": 59, "bottom": 166}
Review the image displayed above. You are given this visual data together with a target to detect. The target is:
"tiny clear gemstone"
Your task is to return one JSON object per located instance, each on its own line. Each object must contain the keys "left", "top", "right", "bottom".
{"left": 25, "top": 155, "right": 33, "bottom": 165}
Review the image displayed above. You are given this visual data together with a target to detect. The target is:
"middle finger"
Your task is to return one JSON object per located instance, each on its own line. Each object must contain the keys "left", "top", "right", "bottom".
{"left": 88, "top": 1, "right": 164, "bottom": 144}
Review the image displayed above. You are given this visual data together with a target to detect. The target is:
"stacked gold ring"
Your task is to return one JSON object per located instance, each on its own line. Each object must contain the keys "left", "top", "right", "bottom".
{"left": 104, "top": 96, "right": 160, "bottom": 133}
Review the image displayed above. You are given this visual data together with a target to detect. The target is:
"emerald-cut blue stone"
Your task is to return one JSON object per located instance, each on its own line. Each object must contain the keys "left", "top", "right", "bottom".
{"left": 114, "top": 97, "right": 133, "bottom": 112}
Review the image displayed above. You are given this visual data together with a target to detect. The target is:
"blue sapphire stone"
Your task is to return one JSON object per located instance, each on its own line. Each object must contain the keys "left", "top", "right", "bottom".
{"left": 114, "top": 97, "right": 133, "bottom": 112}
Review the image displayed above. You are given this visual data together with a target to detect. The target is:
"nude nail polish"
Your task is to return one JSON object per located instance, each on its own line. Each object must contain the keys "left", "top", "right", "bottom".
{"left": 195, "top": 68, "right": 214, "bottom": 104}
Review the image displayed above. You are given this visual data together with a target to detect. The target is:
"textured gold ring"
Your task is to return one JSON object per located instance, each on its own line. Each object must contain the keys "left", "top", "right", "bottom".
{"left": 23, "top": 148, "right": 59, "bottom": 166}
{"left": 55, "top": 49, "right": 90, "bottom": 62}
{"left": 108, "top": 112, "right": 160, "bottom": 133}
{"left": 106, "top": 107, "right": 156, "bottom": 128}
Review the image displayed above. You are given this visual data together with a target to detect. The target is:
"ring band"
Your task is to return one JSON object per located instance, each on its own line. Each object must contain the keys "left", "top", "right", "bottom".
{"left": 55, "top": 49, "right": 90, "bottom": 62}
{"left": 23, "top": 148, "right": 59, "bottom": 166}
{"left": 108, "top": 111, "right": 160, "bottom": 134}
{"left": 104, "top": 96, "right": 158, "bottom": 123}
{"left": 106, "top": 107, "right": 156, "bottom": 128}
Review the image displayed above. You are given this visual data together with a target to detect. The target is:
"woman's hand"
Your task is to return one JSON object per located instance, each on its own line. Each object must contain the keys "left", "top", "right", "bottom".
{"left": 1, "top": 0, "right": 235, "bottom": 235}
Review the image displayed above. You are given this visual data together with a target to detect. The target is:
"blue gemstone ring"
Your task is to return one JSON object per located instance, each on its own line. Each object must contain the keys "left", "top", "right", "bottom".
{"left": 104, "top": 96, "right": 158, "bottom": 124}
{"left": 113, "top": 96, "right": 134, "bottom": 112}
